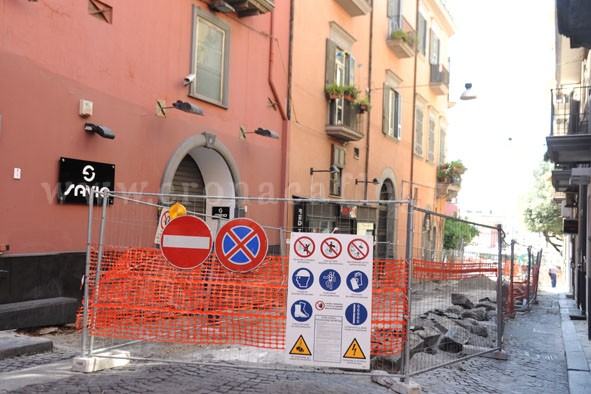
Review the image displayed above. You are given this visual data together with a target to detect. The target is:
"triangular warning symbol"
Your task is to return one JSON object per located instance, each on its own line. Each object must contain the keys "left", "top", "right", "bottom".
{"left": 289, "top": 335, "right": 312, "bottom": 356}
{"left": 343, "top": 338, "right": 366, "bottom": 359}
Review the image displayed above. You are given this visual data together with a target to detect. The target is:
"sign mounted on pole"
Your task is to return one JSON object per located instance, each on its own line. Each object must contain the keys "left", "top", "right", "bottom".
{"left": 214, "top": 218, "right": 268, "bottom": 272}
{"left": 160, "top": 215, "right": 212, "bottom": 270}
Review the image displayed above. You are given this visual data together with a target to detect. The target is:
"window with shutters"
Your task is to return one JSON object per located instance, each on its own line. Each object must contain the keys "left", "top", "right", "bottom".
{"left": 414, "top": 105, "right": 424, "bottom": 156}
{"left": 429, "top": 30, "right": 440, "bottom": 65}
{"left": 383, "top": 85, "right": 402, "bottom": 139}
{"left": 330, "top": 144, "right": 346, "bottom": 196}
{"left": 189, "top": 6, "right": 230, "bottom": 107}
{"left": 427, "top": 116, "right": 436, "bottom": 162}
{"left": 417, "top": 13, "right": 427, "bottom": 56}
{"left": 439, "top": 126, "right": 446, "bottom": 164}
{"left": 387, "top": 0, "right": 402, "bottom": 35}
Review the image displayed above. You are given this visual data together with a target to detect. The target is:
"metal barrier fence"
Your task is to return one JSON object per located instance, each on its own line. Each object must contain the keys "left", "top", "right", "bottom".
{"left": 504, "top": 241, "right": 542, "bottom": 317}
{"left": 78, "top": 192, "right": 504, "bottom": 380}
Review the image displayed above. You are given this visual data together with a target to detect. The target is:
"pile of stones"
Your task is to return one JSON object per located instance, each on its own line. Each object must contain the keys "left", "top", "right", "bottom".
{"left": 372, "top": 293, "right": 499, "bottom": 373}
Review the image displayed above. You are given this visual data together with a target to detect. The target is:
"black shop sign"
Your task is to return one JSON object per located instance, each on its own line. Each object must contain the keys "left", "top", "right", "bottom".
{"left": 58, "top": 157, "right": 115, "bottom": 205}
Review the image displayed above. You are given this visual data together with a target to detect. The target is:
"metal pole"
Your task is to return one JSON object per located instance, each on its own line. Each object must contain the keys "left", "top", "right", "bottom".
{"left": 496, "top": 225, "right": 504, "bottom": 351}
{"left": 88, "top": 192, "right": 110, "bottom": 356}
{"left": 81, "top": 192, "right": 94, "bottom": 357}
{"left": 402, "top": 200, "right": 414, "bottom": 382}
{"left": 509, "top": 240, "right": 515, "bottom": 317}
{"left": 526, "top": 246, "right": 532, "bottom": 307}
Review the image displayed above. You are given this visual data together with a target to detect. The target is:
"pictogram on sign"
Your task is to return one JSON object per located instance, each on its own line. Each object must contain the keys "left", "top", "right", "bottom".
{"left": 160, "top": 215, "right": 212, "bottom": 270}
{"left": 215, "top": 218, "right": 268, "bottom": 272}
{"left": 320, "top": 237, "right": 342, "bottom": 259}
{"left": 347, "top": 238, "right": 370, "bottom": 260}
{"left": 289, "top": 335, "right": 312, "bottom": 356}
{"left": 293, "top": 235, "right": 315, "bottom": 258}
{"left": 343, "top": 338, "right": 366, "bottom": 359}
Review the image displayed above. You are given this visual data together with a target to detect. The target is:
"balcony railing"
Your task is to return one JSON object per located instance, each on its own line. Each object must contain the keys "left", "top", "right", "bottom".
{"left": 326, "top": 99, "right": 363, "bottom": 141}
{"left": 386, "top": 17, "right": 415, "bottom": 59}
{"left": 550, "top": 86, "right": 591, "bottom": 136}
{"left": 429, "top": 64, "right": 449, "bottom": 95}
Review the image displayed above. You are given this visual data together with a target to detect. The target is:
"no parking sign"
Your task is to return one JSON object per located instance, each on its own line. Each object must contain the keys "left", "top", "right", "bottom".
{"left": 215, "top": 218, "right": 268, "bottom": 272}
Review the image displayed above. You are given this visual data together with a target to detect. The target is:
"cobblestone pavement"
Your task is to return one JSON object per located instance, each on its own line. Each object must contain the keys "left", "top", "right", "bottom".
{"left": 0, "top": 292, "right": 577, "bottom": 393}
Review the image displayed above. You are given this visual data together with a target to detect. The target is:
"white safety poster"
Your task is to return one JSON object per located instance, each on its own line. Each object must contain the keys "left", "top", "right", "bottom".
{"left": 285, "top": 233, "right": 373, "bottom": 370}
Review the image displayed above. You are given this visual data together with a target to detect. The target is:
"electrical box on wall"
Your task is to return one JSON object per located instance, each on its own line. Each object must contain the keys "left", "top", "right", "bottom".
{"left": 79, "top": 100, "right": 93, "bottom": 118}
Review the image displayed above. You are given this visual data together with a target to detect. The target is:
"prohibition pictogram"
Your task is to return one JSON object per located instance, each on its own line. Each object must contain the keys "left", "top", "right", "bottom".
{"left": 320, "top": 237, "right": 342, "bottom": 259}
{"left": 293, "top": 235, "right": 315, "bottom": 258}
{"left": 347, "top": 238, "right": 370, "bottom": 260}
{"left": 215, "top": 218, "right": 268, "bottom": 272}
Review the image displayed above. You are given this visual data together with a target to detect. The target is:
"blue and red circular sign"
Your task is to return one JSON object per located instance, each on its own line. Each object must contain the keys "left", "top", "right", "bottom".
{"left": 215, "top": 218, "right": 268, "bottom": 272}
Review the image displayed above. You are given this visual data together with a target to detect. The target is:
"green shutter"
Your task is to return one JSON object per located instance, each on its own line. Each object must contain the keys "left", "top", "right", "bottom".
{"left": 325, "top": 39, "right": 336, "bottom": 85}
{"left": 382, "top": 84, "right": 390, "bottom": 135}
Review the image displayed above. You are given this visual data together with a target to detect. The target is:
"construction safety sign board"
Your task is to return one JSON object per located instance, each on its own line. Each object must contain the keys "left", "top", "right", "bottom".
{"left": 215, "top": 218, "right": 268, "bottom": 272}
{"left": 154, "top": 207, "right": 171, "bottom": 245}
{"left": 285, "top": 233, "right": 373, "bottom": 370}
{"left": 160, "top": 215, "right": 212, "bottom": 270}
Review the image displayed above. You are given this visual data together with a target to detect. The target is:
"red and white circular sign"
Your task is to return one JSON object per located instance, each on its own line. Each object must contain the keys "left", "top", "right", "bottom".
{"left": 160, "top": 215, "right": 212, "bottom": 269}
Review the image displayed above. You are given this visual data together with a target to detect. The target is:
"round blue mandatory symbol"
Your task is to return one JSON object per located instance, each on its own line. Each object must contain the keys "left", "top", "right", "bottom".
{"left": 319, "top": 269, "right": 341, "bottom": 291}
{"left": 346, "top": 270, "right": 369, "bottom": 293}
{"left": 292, "top": 268, "right": 314, "bottom": 290}
{"left": 291, "top": 300, "right": 312, "bottom": 322}
{"left": 345, "top": 303, "right": 368, "bottom": 326}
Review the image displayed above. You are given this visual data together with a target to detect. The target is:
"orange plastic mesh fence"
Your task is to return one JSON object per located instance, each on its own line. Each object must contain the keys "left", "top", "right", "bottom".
{"left": 77, "top": 248, "right": 409, "bottom": 356}
{"left": 413, "top": 259, "right": 498, "bottom": 281}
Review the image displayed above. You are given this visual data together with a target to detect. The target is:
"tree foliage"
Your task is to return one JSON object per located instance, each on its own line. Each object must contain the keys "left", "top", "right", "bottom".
{"left": 443, "top": 218, "right": 479, "bottom": 250}
{"left": 523, "top": 161, "right": 563, "bottom": 253}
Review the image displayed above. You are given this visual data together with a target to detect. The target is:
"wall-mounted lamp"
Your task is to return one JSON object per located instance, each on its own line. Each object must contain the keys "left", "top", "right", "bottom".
{"left": 209, "top": 0, "right": 235, "bottom": 13}
{"left": 310, "top": 166, "right": 339, "bottom": 196}
{"left": 156, "top": 100, "right": 204, "bottom": 118}
{"left": 240, "top": 126, "right": 279, "bottom": 140}
{"left": 460, "top": 83, "right": 477, "bottom": 100}
{"left": 84, "top": 123, "right": 115, "bottom": 140}
{"left": 183, "top": 73, "right": 196, "bottom": 86}
{"left": 355, "top": 178, "right": 380, "bottom": 185}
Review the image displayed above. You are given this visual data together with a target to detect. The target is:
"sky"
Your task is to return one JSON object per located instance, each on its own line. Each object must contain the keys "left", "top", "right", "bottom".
{"left": 444, "top": 0, "right": 556, "bottom": 224}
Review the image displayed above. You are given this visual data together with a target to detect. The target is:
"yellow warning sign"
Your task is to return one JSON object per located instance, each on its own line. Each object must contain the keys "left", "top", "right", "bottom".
{"left": 343, "top": 338, "right": 366, "bottom": 359}
{"left": 289, "top": 335, "right": 312, "bottom": 356}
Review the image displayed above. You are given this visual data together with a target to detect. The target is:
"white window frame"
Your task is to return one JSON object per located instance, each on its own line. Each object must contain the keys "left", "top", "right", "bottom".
{"left": 387, "top": 0, "right": 402, "bottom": 35}
{"left": 427, "top": 115, "right": 436, "bottom": 162}
{"left": 190, "top": 6, "right": 230, "bottom": 107}
{"left": 387, "top": 88, "right": 402, "bottom": 139}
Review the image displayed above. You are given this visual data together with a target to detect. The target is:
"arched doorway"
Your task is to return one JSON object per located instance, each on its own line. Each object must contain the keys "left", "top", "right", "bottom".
{"left": 160, "top": 133, "right": 241, "bottom": 231}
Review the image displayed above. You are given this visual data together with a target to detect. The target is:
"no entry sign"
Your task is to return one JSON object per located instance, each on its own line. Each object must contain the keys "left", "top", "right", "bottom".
{"left": 160, "top": 215, "right": 212, "bottom": 269}
{"left": 215, "top": 218, "right": 268, "bottom": 272}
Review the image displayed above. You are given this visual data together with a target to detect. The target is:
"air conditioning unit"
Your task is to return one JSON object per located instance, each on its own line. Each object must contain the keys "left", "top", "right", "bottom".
{"left": 569, "top": 168, "right": 591, "bottom": 185}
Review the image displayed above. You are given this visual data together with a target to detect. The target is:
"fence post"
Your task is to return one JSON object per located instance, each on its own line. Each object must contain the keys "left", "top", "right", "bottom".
{"left": 402, "top": 200, "right": 414, "bottom": 382}
{"left": 496, "top": 224, "right": 504, "bottom": 351}
{"left": 509, "top": 240, "right": 515, "bottom": 318}
{"left": 526, "top": 246, "right": 532, "bottom": 307}
{"left": 88, "top": 191, "right": 110, "bottom": 356}
{"left": 81, "top": 192, "right": 94, "bottom": 357}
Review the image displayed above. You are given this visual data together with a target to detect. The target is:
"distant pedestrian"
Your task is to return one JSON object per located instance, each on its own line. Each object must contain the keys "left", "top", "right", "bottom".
{"left": 549, "top": 266, "right": 557, "bottom": 288}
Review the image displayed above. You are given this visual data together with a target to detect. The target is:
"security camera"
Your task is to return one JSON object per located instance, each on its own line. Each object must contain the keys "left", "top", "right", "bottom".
{"left": 183, "top": 73, "right": 196, "bottom": 86}
{"left": 84, "top": 123, "right": 115, "bottom": 140}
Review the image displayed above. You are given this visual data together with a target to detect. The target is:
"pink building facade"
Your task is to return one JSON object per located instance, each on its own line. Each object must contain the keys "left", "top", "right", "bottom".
{"left": 0, "top": 0, "right": 288, "bottom": 326}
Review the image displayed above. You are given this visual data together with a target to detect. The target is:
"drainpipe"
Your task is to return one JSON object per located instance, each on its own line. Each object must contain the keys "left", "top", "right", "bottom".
{"left": 408, "top": 0, "right": 419, "bottom": 202}
{"left": 268, "top": 6, "right": 290, "bottom": 241}
{"left": 362, "top": 0, "right": 374, "bottom": 200}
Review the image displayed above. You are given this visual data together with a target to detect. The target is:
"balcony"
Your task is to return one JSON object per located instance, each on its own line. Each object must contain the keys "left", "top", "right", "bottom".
{"left": 221, "top": 0, "right": 274, "bottom": 17}
{"left": 386, "top": 17, "right": 415, "bottom": 59}
{"left": 326, "top": 99, "right": 363, "bottom": 141}
{"left": 334, "top": 0, "right": 371, "bottom": 17}
{"left": 429, "top": 64, "right": 449, "bottom": 95}
{"left": 436, "top": 182, "right": 461, "bottom": 201}
{"left": 546, "top": 86, "right": 591, "bottom": 165}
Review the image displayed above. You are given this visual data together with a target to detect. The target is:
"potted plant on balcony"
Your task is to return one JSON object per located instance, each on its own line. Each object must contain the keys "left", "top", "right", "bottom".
{"left": 325, "top": 83, "right": 344, "bottom": 101}
{"left": 355, "top": 98, "right": 371, "bottom": 113}
{"left": 437, "top": 160, "right": 466, "bottom": 184}
{"left": 343, "top": 85, "right": 361, "bottom": 102}
{"left": 390, "top": 29, "right": 415, "bottom": 46}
